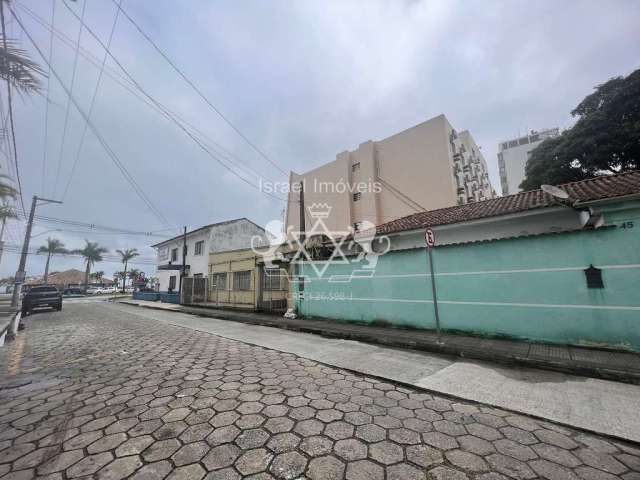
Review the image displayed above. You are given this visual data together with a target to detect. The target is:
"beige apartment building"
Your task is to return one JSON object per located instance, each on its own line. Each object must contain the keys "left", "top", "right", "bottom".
{"left": 285, "top": 114, "right": 495, "bottom": 235}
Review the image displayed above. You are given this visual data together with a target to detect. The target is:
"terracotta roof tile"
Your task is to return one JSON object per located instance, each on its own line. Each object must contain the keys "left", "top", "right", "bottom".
{"left": 376, "top": 170, "right": 640, "bottom": 236}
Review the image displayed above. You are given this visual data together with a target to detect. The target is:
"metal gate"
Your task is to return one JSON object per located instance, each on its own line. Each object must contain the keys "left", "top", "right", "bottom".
{"left": 181, "top": 276, "right": 208, "bottom": 305}
{"left": 258, "top": 267, "right": 289, "bottom": 313}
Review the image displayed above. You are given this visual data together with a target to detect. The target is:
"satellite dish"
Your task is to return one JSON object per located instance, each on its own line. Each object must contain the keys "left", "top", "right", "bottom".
{"left": 541, "top": 184, "right": 569, "bottom": 200}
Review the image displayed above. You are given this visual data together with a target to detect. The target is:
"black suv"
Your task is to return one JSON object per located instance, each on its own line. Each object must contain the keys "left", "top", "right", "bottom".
{"left": 21, "top": 285, "right": 63, "bottom": 316}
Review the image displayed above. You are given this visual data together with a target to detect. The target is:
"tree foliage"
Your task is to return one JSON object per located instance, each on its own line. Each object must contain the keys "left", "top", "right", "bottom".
{"left": 116, "top": 248, "right": 139, "bottom": 293}
{"left": 73, "top": 240, "right": 108, "bottom": 291}
{"left": 0, "top": 39, "right": 45, "bottom": 95}
{"left": 520, "top": 68, "right": 640, "bottom": 190}
{"left": 37, "top": 237, "right": 67, "bottom": 256}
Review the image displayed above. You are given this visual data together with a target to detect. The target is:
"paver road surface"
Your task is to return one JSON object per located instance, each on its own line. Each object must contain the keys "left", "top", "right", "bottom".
{"left": 1, "top": 304, "right": 639, "bottom": 480}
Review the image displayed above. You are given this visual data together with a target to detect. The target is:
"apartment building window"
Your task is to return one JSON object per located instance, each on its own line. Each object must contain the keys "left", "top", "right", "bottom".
{"left": 233, "top": 271, "right": 252, "bottom": 291}
{"left": 168, "top": 275, "right": 177, "bottom": 291}
{"left": 353, "top": 222, "right": 362, "bottom": 231}
{"left": 171, "top": 248, "right": 178, "bottom": 262}
{"left": 353, "top": 192, "right": 362, "bottom": 202}
{"left": 352, "top": 162, "right": 360, "bottom": 172}
{"left": 263, "top": 268, "right": 283, "bottom": 291}
{"left": 211, "top": 272, "right": 227, "bottom": 291}
{"left": 194, "top": 240, "right": 204, "bottom": 256}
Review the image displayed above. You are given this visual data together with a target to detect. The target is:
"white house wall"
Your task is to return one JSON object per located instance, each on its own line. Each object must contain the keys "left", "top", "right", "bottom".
{"left": 208, "top": 221, "right": 269, "bottom": 253}
{"left": 387, "top": 208, "right": 583, "bottom": 252}
{"left": 154, "top": 219, "right": 268, "bottom": 292}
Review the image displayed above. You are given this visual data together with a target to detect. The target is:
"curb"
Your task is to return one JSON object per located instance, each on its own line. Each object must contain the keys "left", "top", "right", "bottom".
{"left": 116, "top": 299, "right": 640, "bottom": 445}
{"left": 0, "top": 310, "right": 21, "bottom": 346}
{"left": 118, "top": 300, "right": 640, "bottom": 385}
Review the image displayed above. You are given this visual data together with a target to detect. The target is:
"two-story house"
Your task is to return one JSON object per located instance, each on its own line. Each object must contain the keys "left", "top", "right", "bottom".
{"left": 151, "top": 218, "right": 268, "bottom": 293}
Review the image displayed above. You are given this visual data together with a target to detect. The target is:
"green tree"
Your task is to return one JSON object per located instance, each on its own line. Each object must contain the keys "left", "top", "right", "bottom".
{"left": 113, "top": 270, "right": 125, "bottom": 289}
{"left": 0, "top": 38, "right": 44, "bottom": 95}
{"left": 127, "top": 268, "right": 140, "bottom": 285}
{"left": 73, "top": 241, "right": 107, "bottom": 293}
{"left": 0, "top": 173, "right": 17, "bottom": 220}
{"left": 90, "top": 271, "right": 104, "bottom": 284}
{"left": 116, "top": 248, "right": 139, "bottom": 293}
{"left": 37, "top": 237, "right": 67, "bottom": 283}
{"left": 521, "top": 68, "right": 640, "bottom": 190}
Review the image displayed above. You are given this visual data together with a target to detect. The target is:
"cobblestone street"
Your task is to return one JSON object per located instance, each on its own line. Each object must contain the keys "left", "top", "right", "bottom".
{"left": 1, "top": 304, "right": 640, "bottom": 480}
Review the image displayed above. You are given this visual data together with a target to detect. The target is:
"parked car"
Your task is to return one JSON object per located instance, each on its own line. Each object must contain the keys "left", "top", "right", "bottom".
{"left": 85, "top": 287, "right": 100, "bottom": 295}
{"left": 98, "top": 286, "right": 116, "bottom": 294}
{"left": 21, "top": 285, "right": 62, "bottom": 316}
{"left": 63, "top": 287, "right": 84, "bottom": 295}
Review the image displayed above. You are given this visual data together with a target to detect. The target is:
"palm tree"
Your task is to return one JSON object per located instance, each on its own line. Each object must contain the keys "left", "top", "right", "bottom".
{"left": 0, "top": 24, "right": 45, "bottom": 95}
{"left": 113, "top": 270, "right": 125, "bottom": 289}
{"left": 36, "top": 237, "right": 67, "bottom": 283}
{"left": 73, "top": 240, "right": 107, "bottom": 293}
{"left": 116, "top": 248, "right": 139, "bottom": 293}
{"left": 89, "top": 270, "right": 104, "bottom": 285}
{"left": 0, "top": 173, "right": 17, "bottom": 220}
{"left": 127, "top": 268, "right": 141, "bottom": 291}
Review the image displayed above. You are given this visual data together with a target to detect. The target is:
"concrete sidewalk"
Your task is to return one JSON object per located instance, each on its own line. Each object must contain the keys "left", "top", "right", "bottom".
{"left": 110, "top": 301, "right": 640, "bottom": 443}
{"left": 119, "top": 299, "right": 640, "bottom": 384}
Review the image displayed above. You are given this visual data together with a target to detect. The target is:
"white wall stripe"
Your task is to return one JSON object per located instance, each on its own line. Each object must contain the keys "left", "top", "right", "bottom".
{"left": 304, "top": 296, "right": 640, "bottom": 311}
{"left": 314, "top": 263, "right": 640, "bottom": 282}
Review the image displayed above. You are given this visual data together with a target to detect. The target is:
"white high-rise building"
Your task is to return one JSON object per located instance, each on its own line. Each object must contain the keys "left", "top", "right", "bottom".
{"left": 497, "top": 128, "right": 559, "bottom": 195}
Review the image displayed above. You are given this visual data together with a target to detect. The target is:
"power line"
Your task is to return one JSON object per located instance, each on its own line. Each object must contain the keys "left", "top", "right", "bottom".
{"left": 40, "top": 0, "right": 56, "bottom": 196}
{"left": 59, "top": 0, "right": 287, "bottom": 203}
{"left": 17, "top": 1, "right": 282, "bottom": 188}
{"left": 16, "top": 211, "right": 170, "bottom": 237}
{"left": 11, "top": 6, "right": 172, "bottom": 229}
{"left": 2, "top": 246, "right": 158, "bottom": 265}
{"left": 113, "top": 0, "right": 289, "bottom": 177}
{"left": 61, "top": 0, "right": 121, "bottom": 201}
{"left": 52, "top": 0, "right": 85, "bottom": 198}
{"left": 0, "top": 1, "right": 26, "bottom": 214}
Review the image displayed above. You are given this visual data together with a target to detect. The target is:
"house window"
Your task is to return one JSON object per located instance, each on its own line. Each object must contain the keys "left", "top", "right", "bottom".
{"left": 194, "top": 240, "right": 204, "bottom": 256}
{"left": 353, "top": 222, "right": 362, "bottom": 231}
{"left": 211, "top": 272, "right": 227, "bottom": 291}
{"left": 171, "top": 248, "right": 178, "bottom": 262}
{"left": 352, "top": 162, "right": 360, "bottom": 172}
{"left": 168, "top": 275, "right": 177, "bottom": 291}
{"left": 353, "top": 192, "right": 362, "bottom": 202}
{"left": 263, "top": 269, "right": 283, "bottom": 291}
{"left": 233, "top": 271, "right": 252, "bottom": 291}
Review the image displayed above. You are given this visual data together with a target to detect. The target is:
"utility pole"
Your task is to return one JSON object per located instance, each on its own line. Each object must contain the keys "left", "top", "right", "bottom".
{"left": 11, "top": 196, "right": 63, "bottom": 307}
{"left": 299, "top": 181, "right": 305, "bottom": 244}
{"left": 0, "top": 215, "right": 6, "bottom": 267}
{"left": 179, "top": 226, "right": 187, "bottom": 297}
{"left": 297, "top": 182, "right": 306, "bottom": 302}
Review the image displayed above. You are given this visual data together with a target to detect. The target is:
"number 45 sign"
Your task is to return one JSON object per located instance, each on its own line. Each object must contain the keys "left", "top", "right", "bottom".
{"left": 425, "top": 228, "right": 436, "bottom": 248}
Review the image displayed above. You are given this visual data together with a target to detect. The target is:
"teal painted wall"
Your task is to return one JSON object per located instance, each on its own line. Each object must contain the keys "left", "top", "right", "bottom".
{"left": 295, "top": 201, "right": 640, "bottom": 351}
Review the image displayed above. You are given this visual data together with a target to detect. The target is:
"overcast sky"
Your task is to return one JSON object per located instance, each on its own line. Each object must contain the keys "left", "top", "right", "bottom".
{"left": 1, "top": 0, "right": 638, "bottom": 280}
